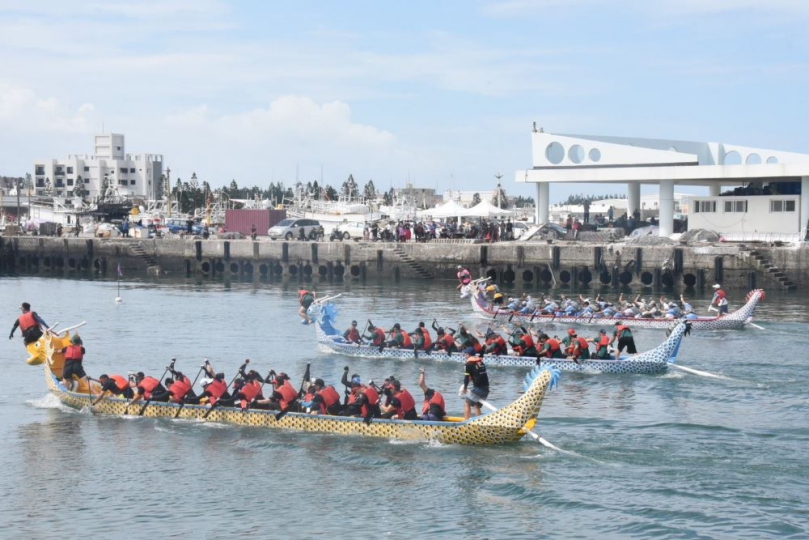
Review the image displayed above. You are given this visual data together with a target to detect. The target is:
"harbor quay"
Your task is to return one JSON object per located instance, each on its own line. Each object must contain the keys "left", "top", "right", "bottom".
{"left": 0, "top": 235, "right": 804, "bottom": 291}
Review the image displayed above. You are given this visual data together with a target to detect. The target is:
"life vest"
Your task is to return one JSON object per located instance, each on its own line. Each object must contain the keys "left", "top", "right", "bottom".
{"left": 360, "top": 386, "right": 380, "bottom": 418}
{"left": 488, "top": 335, "right": 507, "bottom": 354}
{"left": 65, "top": 345, "right": 84, "bottom": 361}
{"left": 169, "top": 377, "right": 192, "bottom": 403}
{"left": 18, "top": 312, "right": 37, "bottom": 331}
{"left": 595, "top": 335, "right": 611, "bottom": 357}
{"left": 346, "top": 327, "right": 361, "bottom": 342}
{"left": 543, "top": 338, "right": 561, "bottom": 358}
{"left": 240, "top": 380, "right": 263, "bottom": 403}
{"left": 421, "top": 329, "right": 432, "bottom": 349}
{"left": 615, "top": 325, "right": 631, "bottom": 339}
{"left": 111, "top": 375, "right": 129, "bottom": 392}
{"left": 393, "top": 389, "right": 416, "bottom": 419}
{"left": 438, "top": 333, "right": 455, "bottom": 350}
{"left": 422, "top": 391, "right": 446, "bottom": 415}
{"left": 317, "top": 385, "right": 341, "bottom": 415}
{"left": 299, "top": 290, "right": 311, "bottom": 304}
{"left": 577, "top": 337, "right": 590, "bottom": 352}
{"left": 399, "top": 330, "right": 412, "bottom": 348}
{"left": 521, "top": 334, "right": 535, "bottom": 349}
{"left": 276, "top": 381, "right": 299, "bottom": 409}
{"left": 138, "top": 377, "right": 160, "bottom": 399}
{"left": 206, "top": 379, "right": 229, "bottom": 405}
{"left": 371, "top": 328, "right": 386, "bottom": 346}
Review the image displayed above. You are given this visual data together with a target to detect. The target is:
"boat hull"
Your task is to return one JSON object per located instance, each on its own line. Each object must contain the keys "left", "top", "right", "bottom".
{"left": 468, "top": 290, "right": 765, "bottom": 331}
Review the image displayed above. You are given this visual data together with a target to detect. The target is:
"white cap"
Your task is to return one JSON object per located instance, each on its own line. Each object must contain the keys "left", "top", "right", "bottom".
{"left": 712, "top": 284, "right": 721, "bottom": 289}
{"left": 199, "top": 377, "right": 214, "bottom": 387}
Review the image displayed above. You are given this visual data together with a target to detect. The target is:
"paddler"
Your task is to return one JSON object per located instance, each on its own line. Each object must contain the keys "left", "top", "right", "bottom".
{"left": 461, "top": 348, "right": 489, "bottom": 420}
{"left": 380, "top": 378, "right": 418, "bottom": 420}
{"left": 387, "top": 323, "right": 412, "bottom": 349}
{"left": 363, "top": 323, "right": 387, "bottom": 350}
{"left": 508, "top": 327, "right": 537, "bottom": 357}
{"left": 456, "top": 325, "right": 482, "bottom": 354}
{"left": 184, "top": 371, "right": 230, "bottom": 405}
{"left": 478, "top": 328, "right": 507, "bottom": 355}
{"left": 92, "top": 374, "right": 134, "bottom": 405}
{"left": 127, "top": 371, "right": 167, "bottom": 407}
{"left": 146, "top": 370, "right": 195, "bottom": 404}
{"left": 590, "top": 329, "right": 613, "bottom": 359}
{"left": 254, "top": 371, "right": 299, "bottom": 411}
{"left": 9, "top": 302, "right": 49, "bottom": 345}
{"left": 537, "top": 333, "right": 564, "bottom": 359}
{"left": 565, "top": 330, "right": 591, "bottom": 361}
{"left": 304, "top": 378, "right": 342, "bottom": 415}
{"left": 343, "top": 320, "right": 363, "bottom": 344}
{"left": 411, "top": 322, "right": 432, "bottom": 351}
{"left": 418, "top": 368, "right": 446, "bottom": 421}
{"left": 298, "top": 287, "right": 316, "bottom": 325}
{"left": 711, "top": 284, "right": 729, "bottom": 315}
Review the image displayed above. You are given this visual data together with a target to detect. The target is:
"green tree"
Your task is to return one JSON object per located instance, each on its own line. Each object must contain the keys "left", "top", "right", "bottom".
{"left": 491, "top": 186, "right": 507, "bottom": 208}
{"left": 73, "top": 175, "right": 87, "bottom": 200}
{"left": 341, "top": 174, "right": 359, "bottom": 198}
{"left": 472, "top": 192, "right": 481, "bottom": 205}
{"left": 363, "top": 180, "right": 377, "bottom": 201}
{"left": 382, "top": 190, "right": 392, "bottom": 205}
{"left": 325, "top": 185, "right": 338, "bottom": 200}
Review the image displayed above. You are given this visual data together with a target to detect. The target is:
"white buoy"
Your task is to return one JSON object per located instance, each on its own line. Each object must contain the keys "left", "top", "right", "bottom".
{"left": 115, "top": 297, "right": 122, "bottom": 304}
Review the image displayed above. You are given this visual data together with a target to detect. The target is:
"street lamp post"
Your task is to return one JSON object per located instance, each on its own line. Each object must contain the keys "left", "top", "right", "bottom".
{"left": 495, "top": 172, "right": 503, "bottom": 209}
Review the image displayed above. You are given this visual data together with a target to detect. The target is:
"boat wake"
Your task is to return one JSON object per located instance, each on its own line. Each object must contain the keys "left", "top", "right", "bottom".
{"left": 27, "top": 394, "right": 75, "bottom": 413}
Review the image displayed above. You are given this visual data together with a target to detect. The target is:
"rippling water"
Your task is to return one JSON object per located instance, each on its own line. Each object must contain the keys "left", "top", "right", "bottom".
{"left": 1, "top": 276, "right": 807, "bottom": 538}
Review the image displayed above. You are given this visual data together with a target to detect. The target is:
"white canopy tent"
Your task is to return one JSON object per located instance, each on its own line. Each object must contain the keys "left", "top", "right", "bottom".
{"left": 419, "top": 199, "right": 465, "bottom": 219}
{"left": 459, "top": 200, "right": 513, "bottom": 218}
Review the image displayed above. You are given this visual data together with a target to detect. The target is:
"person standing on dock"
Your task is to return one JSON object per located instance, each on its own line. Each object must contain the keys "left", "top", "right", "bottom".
{"left": 9, "top": 302, "right": 49, "bottom": 345}
{"left": 711, "top": 284, "right": 729, "bottom": 315}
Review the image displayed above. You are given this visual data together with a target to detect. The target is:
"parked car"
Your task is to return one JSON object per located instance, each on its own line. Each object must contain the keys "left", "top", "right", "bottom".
{"left": 267, "top": 218, "right": 323, "bottom": 240}
{"left": 335, "top": 221, "right": 367, "bottom": 240}
{"left": 165, "top": 218, "right": 205, "bottom": 235}
{"left": 512, "top": 221, "right": 529, "bottom": 239}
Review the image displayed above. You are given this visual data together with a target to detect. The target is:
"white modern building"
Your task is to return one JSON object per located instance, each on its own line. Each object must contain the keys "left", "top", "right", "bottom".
{"left": 34, "top": 134, "right": 164, "bottom": 200}
{"left": 516, "top": 130, "right": 809, "bottom": 238}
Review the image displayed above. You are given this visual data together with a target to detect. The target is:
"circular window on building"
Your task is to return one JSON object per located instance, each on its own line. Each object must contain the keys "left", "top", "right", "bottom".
{"left": 745, "top": 153, "right": 762, "bottom": 165}
{"left": 723, "top": 151, "right": 742, "bottom": 165}
{"left": 589, "top": 148, "right": 601, "bottom": 162}
{"left": 546, "top": 142, "right": 565, "bottom": 164}
{"left": 766, "top": 156, "right": 779, "bottom": 164}
{"left": 568, "top": 144, "right": 585, "bottom": 164}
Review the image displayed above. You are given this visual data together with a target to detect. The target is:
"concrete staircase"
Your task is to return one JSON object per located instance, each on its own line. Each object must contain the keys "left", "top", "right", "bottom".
{"left": 739, "top": 245, "right": 797, "bottom": 290}
{"left": 129, "top": 242, "right": 159, "bottom": 267}
{"left": 392, "top": 244, "right": 434, "bottom": 279}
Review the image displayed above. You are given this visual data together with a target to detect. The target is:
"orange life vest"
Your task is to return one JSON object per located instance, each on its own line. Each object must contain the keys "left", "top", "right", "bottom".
{"left": 317, "top": 385, "right": 341, "bottom": 414}
{"left": 299, "top": 290, "right": 311, "bottom": 303}
{"left": 399, "top": 330, "right": 412, "bottom": 348}
{"left": 422, "top": 391, "right": 446, "bottom": 415}
{"left": 138, "top": 377, "right": 160, "bottom": 399}
{"left": 521, "top": 334, "right": 535, "bottom": 349}
{"left": 206, "top": 379, "right": 229, "bottom": 405}
{"left": 111, "top": 375, "right": 129, "bottom": 392}
{"left": 346, "top": 328, "right": 361, "bottom": 342}
{"left": 361, "top": 386, "right": 380, "bottom": 418}
{"left": 393, "top": 389, "right": 416, "bottom": 419}
{"left": 615, "top": 325, "right": 630, "bottom": 339}
{"left": 18, "top": 312, "right": 37, "bottom": 331}
{"left": 65, "top": 345, "right": 84, "bottom": 361}
{"left": 276, "top": 381, "right": 299, "bottom": 409}
{"left": 421, "top": 329, "right": 432, "bottom": 349}
{"left": 438, "top": 333, "right": 455, "bottom": 350}
{"left": 169, "top": 377, "right": 192, "bottom": 403}
{"left": 544, "top": 338, "right": 561, "bottom": 356}
{"left": 370, "top": 328, "right": 386, "bottom": 346}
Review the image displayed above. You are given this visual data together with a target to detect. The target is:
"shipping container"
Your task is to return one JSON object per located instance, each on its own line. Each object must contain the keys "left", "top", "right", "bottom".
{"left": 225, "top": 209, "right": 287, "bottom": 236}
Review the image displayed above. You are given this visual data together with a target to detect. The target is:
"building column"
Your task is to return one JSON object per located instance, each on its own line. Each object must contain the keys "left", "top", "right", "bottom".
{"left": 535, "top": 183, "right": 549, "bottom": 224}
{"left": 627, "top": 182, "right": 641, "bottom": 219}
{"left": 709, "top": 183, "right": 720, "bottom": 197}
{"left": 801, "top": 176, "right": 809, "bottom": 241}
{"left": 658, "top": 179, "right": 674, "bottom": 237}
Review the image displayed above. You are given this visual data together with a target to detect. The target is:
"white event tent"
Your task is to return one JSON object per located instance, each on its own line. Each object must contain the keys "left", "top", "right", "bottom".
{"left": 419, "top": 199, "right": 465, "bottom": 219}
{"left": 459, "top": 200, "right": 513, "bottom": 218}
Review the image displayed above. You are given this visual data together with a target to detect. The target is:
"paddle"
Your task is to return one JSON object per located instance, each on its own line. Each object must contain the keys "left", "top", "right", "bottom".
{"left": 173, "top": 362, "right": 207, "bottom": 418}
{"left": 136, "top": 358, "right": 175, "bottom": 416}
{"left": 203, "top": 359, "right": 249, "bottom": 419}
{"left": 667, "top": 363, "right": 729, "bottom": 379}
{"left": 276, "top": 363, "right": 310, "bottom": 420}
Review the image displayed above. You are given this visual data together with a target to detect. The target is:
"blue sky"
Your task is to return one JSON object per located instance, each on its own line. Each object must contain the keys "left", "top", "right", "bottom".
{"left": 1, "top": 0, "right": 808, "bottom": 203}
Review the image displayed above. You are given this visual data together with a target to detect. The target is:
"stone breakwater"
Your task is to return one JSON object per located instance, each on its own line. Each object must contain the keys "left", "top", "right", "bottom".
{"left": 0, "top": 235, "right": 804, "bottom": 290}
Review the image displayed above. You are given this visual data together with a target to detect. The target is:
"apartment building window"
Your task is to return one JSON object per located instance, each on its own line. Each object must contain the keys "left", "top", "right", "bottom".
{"left": 119, "top": 169, "right": 128, "bottom": 175}
{"left": 130, "top": 180, "right": 136, "bottom": 185}
{"left": 694, "top": 201, "right": 716, "bottom": 213}
{"left": 84, "top": 178, "right": 90, "bottom": 184}
{"left": 119, "top": 180, "right": 128, "bottom": 186}
{"left": 84, "top": 166, "right": 90, "bottom": 172}
{"left": 724, "top": 200, "right": 748, "bottom": 213}
{"left": 35, "top": 165, "right": 45, "bottom": 175}
{"left": 36, "top": 179, "right": 44, "bottom": 187}
{"left": 770, "top": 200, "right": 796, "bottom": 212}
{"left": 66, "top": 167, "right": 73, "bottom": 173}
{"left": 130, "top": 167, "right": 136, "bottom": 173}
{"left": 67, "top": 179, "right": 74, "bottom": 186}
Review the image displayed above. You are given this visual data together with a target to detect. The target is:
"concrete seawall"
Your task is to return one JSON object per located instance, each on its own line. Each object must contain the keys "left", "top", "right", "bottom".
{"left": 0, "top": 235, "right": 804, "bottom": 290}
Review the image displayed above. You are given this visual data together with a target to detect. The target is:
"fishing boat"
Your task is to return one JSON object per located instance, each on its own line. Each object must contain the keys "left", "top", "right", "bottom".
{"left": 32, "top": 329, "right": 558, "bottom": 446}
{"left": 467, "top": 289, "right": 765, "bottom": 331}
{"left": 313, "top": 303, "right": 691, "bottom": 374}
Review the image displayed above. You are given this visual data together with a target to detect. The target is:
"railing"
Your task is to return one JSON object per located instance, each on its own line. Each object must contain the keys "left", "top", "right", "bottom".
{"left": 720, "top": 232, "right": 801, "bottom": 243}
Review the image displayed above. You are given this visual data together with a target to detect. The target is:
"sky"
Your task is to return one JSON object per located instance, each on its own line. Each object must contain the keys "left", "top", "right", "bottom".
{"left": 1, "top": 0, "right": 808, "bottom": 203}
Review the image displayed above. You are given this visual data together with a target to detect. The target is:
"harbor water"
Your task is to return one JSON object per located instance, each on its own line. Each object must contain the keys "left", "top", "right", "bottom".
{"left": 0, "top": 276, "right": 807, "bottom": 539}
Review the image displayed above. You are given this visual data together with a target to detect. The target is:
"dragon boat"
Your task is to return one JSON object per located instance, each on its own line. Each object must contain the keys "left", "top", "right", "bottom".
{"left": 29, "top": 329, "right": 558, "bottom": 446}
{"left": 313, "top": 303, "right": 691, "bottom": 375}
{"left": 467, "top": 289, "right": 765, "bottom": 331}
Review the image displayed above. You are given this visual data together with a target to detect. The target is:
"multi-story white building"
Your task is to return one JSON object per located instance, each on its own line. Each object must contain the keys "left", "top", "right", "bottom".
{"left": 34, "top": 134, "right": 164, "bottom": 200}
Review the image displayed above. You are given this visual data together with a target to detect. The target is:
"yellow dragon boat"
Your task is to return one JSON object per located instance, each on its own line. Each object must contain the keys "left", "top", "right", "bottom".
{"left": 29, "top": 329, "right": 559, "bottom": 446}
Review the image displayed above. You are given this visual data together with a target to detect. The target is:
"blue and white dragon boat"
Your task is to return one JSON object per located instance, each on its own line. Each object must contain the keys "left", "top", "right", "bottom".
{"left": 312, "top": 303, "right": 691, "bottom": 375}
